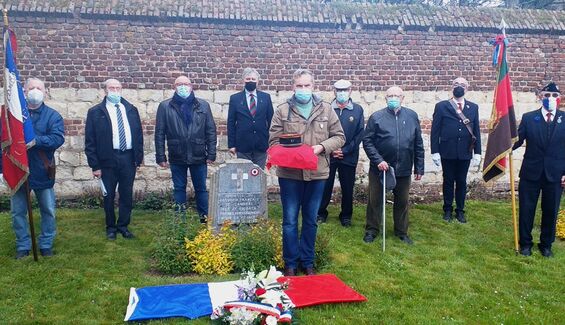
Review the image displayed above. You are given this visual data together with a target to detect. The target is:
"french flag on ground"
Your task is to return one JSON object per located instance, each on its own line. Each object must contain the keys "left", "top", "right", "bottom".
{"left": 124, "top": 274, "right": 366, "bottom": 322}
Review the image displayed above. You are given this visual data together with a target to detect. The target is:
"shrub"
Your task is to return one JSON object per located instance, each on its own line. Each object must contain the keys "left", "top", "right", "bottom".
{"left": 315, "top": 230, "right": 332, "bottom": 270}
{"left": 134, "top": 190, "right": 174, "bottom": 210}
{"left": 151, "top": 212, "right": 201, "bottom": 275}
{"left": 185, "top": 223, "right": 237, "bottom": 275}
{"left": 231, "top": 220, "right": 284, "bottom": 272}
{"left": 557, "top": 210, "right": 565, "bottom": 240}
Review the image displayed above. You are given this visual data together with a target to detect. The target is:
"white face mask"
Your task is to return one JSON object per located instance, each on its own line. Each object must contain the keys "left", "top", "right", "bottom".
{"left": 27, "top": 88, "right": 44, "bottom": 107}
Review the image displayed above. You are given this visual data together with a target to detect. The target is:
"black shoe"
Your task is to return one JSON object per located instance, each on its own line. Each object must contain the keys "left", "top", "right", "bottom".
{"left": 119, "top": 230, "right": 135, "bottom": 239}
{"left": 519, "top": 246, "right": 532, "bottom": 256}
{"left": 284, "top": 267, "right": 296, "bottom": 276}
{"left": 40, "top": 248, "right": 54, "bottom": 257}
{"left": 538, "top": 244, "right": 553, "bottom": 258}
{"left": 443, "top": 210, "right": 452, "bottom": 222}
{"left": 317, "top": 215, "right": 327, "bottom": 224}
{"left": 107, "top": 232, "right": 117, "bottom": 240}
{"left": 340, "top": 219, "right": 352, "bottom": 227}
{"left": 363, "top": 232, "right": 376, "bottom": 243}
{"left": 15, "top": 250, "right": 30, "bottom": 259}
{"left": 455, "top": 211, "right": 467, "bottom": 223}
{"left": 398, "top": 235, "right": 414, "bottom": 245}
{"left": 303, "top": 267, "right": 316, "bottom": 276}
{"left": 199, "top": 214, "right": 207, "bottom": 224}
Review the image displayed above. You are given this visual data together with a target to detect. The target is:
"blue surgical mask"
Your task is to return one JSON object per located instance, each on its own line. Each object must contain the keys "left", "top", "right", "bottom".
{"left": 387, "top": 98, "right": 401, "bottom": 110}
{"left": 336, "top": 91, "right": 349, "bottom": 104}
{"left": 107, "top": 92, "right": 121, "bottom": 104}
{"left": 295, "top": 89, "right": 312, "bottom": 104}
{"left": 176, "top": 85, "right": 192, "bottom": 99}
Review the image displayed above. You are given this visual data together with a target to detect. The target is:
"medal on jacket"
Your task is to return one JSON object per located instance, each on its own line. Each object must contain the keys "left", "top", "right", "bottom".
{"left": 320, "top": 123, "right": 324, "bottom": 129}
{"left": 558, "top": 116, "right": 562, "bottom": 124}
{"left": 349, "top": 116, "right": 354, "bottom": 122}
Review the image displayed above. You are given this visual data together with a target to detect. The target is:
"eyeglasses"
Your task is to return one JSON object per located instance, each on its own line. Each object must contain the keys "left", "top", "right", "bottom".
{"left": 453, "top": 83, "right": 467, "bottom": 88}
{"left": 543, "top": 92, "right": 560, "bottom": 98}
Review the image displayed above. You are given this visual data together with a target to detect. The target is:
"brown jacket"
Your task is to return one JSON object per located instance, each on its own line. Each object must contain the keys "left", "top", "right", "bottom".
{"left": 269, "top": 95, "right": 345, "bottom": 181}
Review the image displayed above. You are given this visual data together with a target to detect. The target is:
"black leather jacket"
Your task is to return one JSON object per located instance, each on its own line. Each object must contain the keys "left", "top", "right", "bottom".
{"left": 363, "top": 107, "right": 425, "bottom": 177}
{"left": 155, "top": 97, "right": 217, "bottom": 165}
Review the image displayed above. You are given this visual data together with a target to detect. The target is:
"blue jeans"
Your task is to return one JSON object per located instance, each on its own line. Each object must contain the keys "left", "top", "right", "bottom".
{"left": 170, "top": 163, "right": 208, "bottom": 216}
{"left": 279, "top": 178, "right": 325, "bottom": 269}
{"left": 11, "top": 187, "right": 57, "bottom": 251}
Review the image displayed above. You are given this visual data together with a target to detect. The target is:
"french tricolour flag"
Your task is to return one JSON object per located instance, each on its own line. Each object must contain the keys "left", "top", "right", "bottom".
{"left": 124, "top": 274, "right": 366, "bottom": 322}
{"left": 1, "top": 26, "right": 35, "bottom": 193}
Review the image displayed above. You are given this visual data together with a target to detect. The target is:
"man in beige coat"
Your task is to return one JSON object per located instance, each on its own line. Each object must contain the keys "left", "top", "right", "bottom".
{"left": 269, "top": 69, "right": 345, "bottom": 276}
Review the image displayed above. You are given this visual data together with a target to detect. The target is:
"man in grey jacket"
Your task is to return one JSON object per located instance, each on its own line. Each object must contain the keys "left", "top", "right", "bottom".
{"left": 362, "top": 86, "right": 424, "bottom": 245}
{"left": 155, "top": 76, "right": 217, "bottom": 223}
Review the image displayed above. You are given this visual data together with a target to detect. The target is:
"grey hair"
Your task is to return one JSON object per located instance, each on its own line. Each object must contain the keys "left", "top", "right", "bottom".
{"left": 24, "top": 77, "right": 45, "bottom": 90}
{"left": 292, "top": 69, "right": 314, "bottom": 84}
{"left": 242, "top": 68, "right": 260, "bottom": 80}
{"left": 104, "top": 78, "right": 122, "bottom": 89}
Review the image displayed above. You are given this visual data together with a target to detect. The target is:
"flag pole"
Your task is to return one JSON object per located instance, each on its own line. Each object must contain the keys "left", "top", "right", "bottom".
{"left": 499, "top": 18, "right": 519, "bottom": 253}
{"left": 508, "top": 152, "right": 519, "bottom": 253}
{"left": 4, "top": 10, "right": 39, "bottom": 261}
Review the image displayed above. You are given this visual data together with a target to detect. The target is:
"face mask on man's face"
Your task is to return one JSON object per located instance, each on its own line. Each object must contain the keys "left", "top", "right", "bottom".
{"left": 176, "top": 85, "right": 192, "bottom": 99}
{"left": 453, "top": 86, "right": 465, "bottom": 98}
{"left": 107, "top": 92, "right": 121, "bottom": 104}
{"left": 336, "top": 91, "right": 350, "bottom": 104}
{"left": 542, "top": 97, "right": 560, "bottom": 111}
{"left": 27, "top": 88, "right": 44, "bottom": 107}
{"left": 245, "top": 81, "right": 257, "bottom": 92}
{"left": 295, "top": 89, "right": 312, "bottom": 104}
{"left": 387, "top": 98, "right": 401, "bottom": 110}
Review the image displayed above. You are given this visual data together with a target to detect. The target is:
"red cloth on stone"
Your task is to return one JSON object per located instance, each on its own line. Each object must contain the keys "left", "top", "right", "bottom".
{"left": 280, "top": 274, "right": 367, "bottom": 308}
{"left": 266, "top": 144, "right": 318, "bottom": 171}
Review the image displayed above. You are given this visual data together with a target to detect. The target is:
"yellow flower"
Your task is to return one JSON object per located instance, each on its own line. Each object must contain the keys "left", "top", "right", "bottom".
{"left": 557, "top": 210, "right": 565, "bottom": 240}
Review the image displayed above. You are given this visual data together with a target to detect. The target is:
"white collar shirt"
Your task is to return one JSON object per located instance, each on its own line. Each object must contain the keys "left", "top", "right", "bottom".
{"left": 105, "top": 100, "right": 133, "bottom": 150}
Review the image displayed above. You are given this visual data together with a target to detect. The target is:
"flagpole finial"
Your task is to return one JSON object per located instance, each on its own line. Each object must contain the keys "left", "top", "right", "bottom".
{"left": 499, "top": 17, "right": 508, "bottom": 36}
{"left": 3, "top": 9, "right": 8, "bottom": 27}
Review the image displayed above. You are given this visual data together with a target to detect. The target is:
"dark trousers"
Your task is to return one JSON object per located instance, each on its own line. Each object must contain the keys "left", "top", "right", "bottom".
{"left": 441, "top": 158, "right": 471, "bottom": 213}
{"left": 101, "top": 150, "right": 136, "bottom": 234}
{"left": 237, "top": 151, "right": 267, "bottom": 169}
{"left": 518, "top": 175, "right": 562, "bottom": 249}
{"left": 318, "top": 163, "right": 356, "bottom": 222}
{"left": 365, "top": 167, "right": 411, "bottom": 237}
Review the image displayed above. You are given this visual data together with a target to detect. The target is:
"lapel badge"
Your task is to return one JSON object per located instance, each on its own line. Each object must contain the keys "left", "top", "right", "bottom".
{"left": 349, "top": 116, "right": 354, "bottom": 122}
{"left": 320, "top": 123, "right": 324, "bottom": 129}
{"left": 558, "top": 116, "right": 562, "bottom": 124}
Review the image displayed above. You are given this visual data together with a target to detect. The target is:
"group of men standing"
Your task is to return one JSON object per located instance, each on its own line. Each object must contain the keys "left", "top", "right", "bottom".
{"left": 3, "top": 70, "right": 563, "bottom": 266}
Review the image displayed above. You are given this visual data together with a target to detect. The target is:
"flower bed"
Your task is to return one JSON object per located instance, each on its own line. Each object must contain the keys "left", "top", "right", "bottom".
{"left": 557, "top": 210, "right": 565, "bottom": 240}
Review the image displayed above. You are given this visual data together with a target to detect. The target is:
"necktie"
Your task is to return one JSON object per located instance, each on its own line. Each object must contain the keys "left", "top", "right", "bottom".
{"left": 249, "top": 93, "right": 256, "bottom": 117}
{"left": 457, "top": 102, "right": 462, "bottom": 112}
{"left": 115, "top": 104, "right": 127, "bottom": 151}
{"left": 546, "top": 112, "right": 552, "bottom": 123}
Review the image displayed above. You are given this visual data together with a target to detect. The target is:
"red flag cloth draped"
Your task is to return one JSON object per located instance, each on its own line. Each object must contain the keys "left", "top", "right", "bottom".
{"left": 266, "top": 144, "right": 318, "bottom": 171}
{"left": 1, "top": 27, "right": 34, "bottom": 193}
{"left": 482, "top": 34, "right": 518, "bottom": 183}
{"left": 279, "top": 274, "right": 367, "bottom": 308}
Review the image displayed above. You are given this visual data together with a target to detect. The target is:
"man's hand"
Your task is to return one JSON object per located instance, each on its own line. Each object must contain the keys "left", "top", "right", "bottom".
{"left": 377, "top": 161, "right": 389, "bottom": 171}
{"left": 0, "top": 173, "right": 4, "bottom": 185}
{"left": 206, "top": 159, "right": 214, "bottom": 165}
{"left": 432, "top": 153, "right": 441, "bottom": 167}
{"left": 414, "top": 174, "right": 422, "bottom": 181}
{"left": 332, "top": 149, "right": 344, "bottom": 159}
{"left": 312, "top": 145, "right": 325, "bottom": 155}
{"left": 92, "top": 169, "right": 102, "bottom": 178}
{"left": 471, "top": 154, "right": 481, "bottom": 167}
{"left": 561, "top": 175, "right": 565, "bottom": 188}
{"left": 228, "top": 147, "right": 237, "bottom": 156}
{"left": 158, "top": 162, "right": 169, "bottom": 168}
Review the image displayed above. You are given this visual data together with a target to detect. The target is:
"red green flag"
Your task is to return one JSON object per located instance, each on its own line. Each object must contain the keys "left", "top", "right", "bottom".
{"left": 482, "top": 34, "right": 518, "bottom": 183}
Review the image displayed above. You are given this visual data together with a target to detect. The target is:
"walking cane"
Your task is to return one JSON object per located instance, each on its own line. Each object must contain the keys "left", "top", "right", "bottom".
{"left": 382, "top": 170, "right": 386, "bottom": 252}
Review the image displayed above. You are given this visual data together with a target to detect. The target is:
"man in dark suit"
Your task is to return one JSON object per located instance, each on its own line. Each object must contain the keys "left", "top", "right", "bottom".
{"left": 431, "top": 77, "right": 481, "bottom": 223}
{"left": 513, "top": 82, "right": 564, "bottom": 258}
{"left": 228, "top": 68, "right": 274, "bottom": 168}
{"left": 85, "top": 79, "right": 144, "bottom": 240}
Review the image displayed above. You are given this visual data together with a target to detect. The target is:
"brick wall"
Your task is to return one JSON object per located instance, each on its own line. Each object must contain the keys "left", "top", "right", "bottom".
{"left": 0, "top": 2, "right": 563, "bottom": 198}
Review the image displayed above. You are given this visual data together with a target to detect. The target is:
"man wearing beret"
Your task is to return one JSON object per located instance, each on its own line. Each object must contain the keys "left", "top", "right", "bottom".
{"left": 317, "top": 79, "right": 365, "bottom": 227}
{"left": 513, "top": 81, "right": 564, "bottom": 258}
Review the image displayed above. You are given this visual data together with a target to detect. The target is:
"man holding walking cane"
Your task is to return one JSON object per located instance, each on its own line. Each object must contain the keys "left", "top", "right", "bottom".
{"left": 362, "top": 86, "right": 424, "bottom": 245}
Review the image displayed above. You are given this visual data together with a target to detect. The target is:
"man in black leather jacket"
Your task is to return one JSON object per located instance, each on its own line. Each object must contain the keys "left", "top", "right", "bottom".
{"left": 155, "top": 76, "right": 217, "bottom": 222}
{"left": 362, "top": 86, "right": 424, "bottom": 245}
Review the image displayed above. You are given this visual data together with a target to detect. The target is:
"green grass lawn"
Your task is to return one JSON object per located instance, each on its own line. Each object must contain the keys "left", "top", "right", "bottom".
{"left": 0, "top": 201, "right": 564, "bottom": 324}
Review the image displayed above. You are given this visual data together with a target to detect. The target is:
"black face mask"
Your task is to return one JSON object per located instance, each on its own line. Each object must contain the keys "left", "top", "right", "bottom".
{"left": 245, "top": 81, "right": 257, "bottom": 92}
{"left": 453, "top": 86, "right": 465, "bottom": 98}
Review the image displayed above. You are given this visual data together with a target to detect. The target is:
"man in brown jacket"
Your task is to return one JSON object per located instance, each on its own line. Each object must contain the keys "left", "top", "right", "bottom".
{"left": 269, "top": 69, "right": 345, "bottom": 276}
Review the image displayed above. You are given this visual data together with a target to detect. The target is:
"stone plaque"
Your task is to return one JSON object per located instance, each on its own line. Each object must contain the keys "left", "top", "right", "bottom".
{"left": 209, "top": 159, "right": 268, "bottom": 231}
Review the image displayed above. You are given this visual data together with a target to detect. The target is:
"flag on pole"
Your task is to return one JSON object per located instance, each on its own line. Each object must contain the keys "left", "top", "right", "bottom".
{"left": 482, "top": 34, "right": 518, "bottom": 183}
{"left": 1, "top": 26, "right": 35, "bottom": 193}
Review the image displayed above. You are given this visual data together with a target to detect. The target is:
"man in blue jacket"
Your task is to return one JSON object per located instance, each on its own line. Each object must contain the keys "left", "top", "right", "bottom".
{"left": 513, "top": 82, "right": 564, "bottom": 258}
{"left": 12, "top": 78, "right": 65, "bottom": 259}
{"left": 317, "top": 79, "right": 364, "bottom": 227}
{"left": 227, "top": 68, "right": 274, "bottom": 169}
{"left": 430, "top": 77, "right": 481, "bottom": 223}
{"left": 363, "top": 86, "right": 424, "bottom": 244}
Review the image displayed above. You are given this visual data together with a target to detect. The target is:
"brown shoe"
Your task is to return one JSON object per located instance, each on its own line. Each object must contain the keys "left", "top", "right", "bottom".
{"left": 304, "top": 267, "right": 316, "bottom": 276}
{"left": 284, "top": 267, "right": 296, "bottom": 276}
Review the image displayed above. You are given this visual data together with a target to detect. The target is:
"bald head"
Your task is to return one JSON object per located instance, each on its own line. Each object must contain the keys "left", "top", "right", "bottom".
{"left": 386, "top": 86, "right": 404, "bottom": 98}
{"left": 174, "top": 76, "right": 191, "bottom": 88}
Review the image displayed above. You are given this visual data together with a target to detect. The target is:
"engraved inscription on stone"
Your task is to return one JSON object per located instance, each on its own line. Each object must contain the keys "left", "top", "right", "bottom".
{"left": 209, "top": 159, "right": 267, "bottom": 231}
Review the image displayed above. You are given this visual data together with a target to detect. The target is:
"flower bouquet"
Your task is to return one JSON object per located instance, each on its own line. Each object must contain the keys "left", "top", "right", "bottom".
{"left": 211, "top": 266, "right": 294, "bottom": 324}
